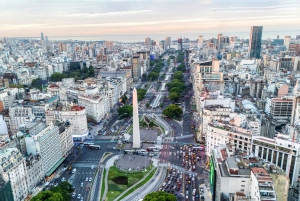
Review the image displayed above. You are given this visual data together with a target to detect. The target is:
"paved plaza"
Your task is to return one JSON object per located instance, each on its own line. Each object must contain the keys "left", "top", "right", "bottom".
{"left": 129, "top": 129, "right": 158, "bottom": 142}
{"left": 115, "top": 155, "right": 152, "bottom": 171}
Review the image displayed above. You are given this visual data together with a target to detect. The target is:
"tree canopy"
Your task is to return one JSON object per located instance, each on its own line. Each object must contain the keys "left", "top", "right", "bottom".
{"left": 176, "top": 52, "right": 184, "bottom": 63}
{"left": 169, "top": 79, "right": 185, "bottom": 92}
{"left": 173, "top": 71, "right": 184, "bottom": 80}
{"left": 31, "top": 182, "right": 73, "bottom": 201}
{"left": 49, "top": 65, "right": 95, "bottom": 82}
{"left": 163, "top": 104, "right": 183, "bottom": 118}
{"left": 169, "top": 92, "right": 179, "bottom": 102}
{"left": 177, "top": 63, "right": 186, "bottom": 72}
{"left": 144, "top": 191, "right": 176, "bottom": 201}
{"left": 137, "top": 88, "right": 147, "bottom": 101}
{"left": 148, "top": 72, "right": 159, "bottom": 81}
{"left": 118, "top": 105, "right": 133, "bottom": 118}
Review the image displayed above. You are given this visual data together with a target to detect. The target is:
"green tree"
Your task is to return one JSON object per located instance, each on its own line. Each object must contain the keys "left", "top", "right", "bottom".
{"left": 140, "top": 121, "right": 147, "bottom": 127}
{"left": 144, "top": 191, "right": 176, "bottom": 201}
{"left": 177, "top": 63, "right": 186, "bottom": 72}
{"left": 146, "top": 103, "right": 150, "bottom": 107}
{"left": 31, "top": 190, "right": 64, "bottom": 201}
{"left": 149, "top": 121, "right": 155, "bottom": 127}
{"left": 150, "top": 60, "right": 155, "bottom": 66}
{"left": 163, "top": 104, "right": 183, "bottom": 118}
{"left": 137, "top": 89, "right": 147, "bottom": 101}
{"left": 170, "top": 79, "right": 185, "bottom": 92}
{"left": 9, "top": 84, "right": 24, "bottom": 89}
{"left": 170, "top": 87, "right": 181, "bottom": 94}
{"left": 169, "top": 92, "right": 179, "bottom": 102}
{"left": 173, "top": 71, "right": 183, "bottom": 80}
{"left": 50, "top": 72, "right": 65, "bottom": 82}
{"left": 148, "top": 72, "right": 159, "bottom": 81}
{"left": 121, "top": 95, "right": 128, "bottom": 104}
{"left": 82, "top": 66, "right": 88, "bottom": 73}
{"left": 88, "top": 65, "right": 94, "bottom": 76}
{"left": 118, "top": 105, "right": 133, "bottom": 118}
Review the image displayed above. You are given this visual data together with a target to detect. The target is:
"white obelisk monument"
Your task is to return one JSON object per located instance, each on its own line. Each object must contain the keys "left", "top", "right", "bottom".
{"left": 132, "top": 88, "right": 141, "bottom": 148}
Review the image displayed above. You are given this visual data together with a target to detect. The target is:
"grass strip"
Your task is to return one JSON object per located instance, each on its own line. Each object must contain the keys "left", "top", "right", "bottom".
{"left": 118, "top": 168, "right": 157, "bottom": 201}
{"left": 100, "top": 169, "right": 106, "bottom": 201}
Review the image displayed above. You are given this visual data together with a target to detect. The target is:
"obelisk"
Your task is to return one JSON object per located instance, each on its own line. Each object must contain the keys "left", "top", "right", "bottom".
{"left": 132, "top": 88, "right": 141, "bottom": 148}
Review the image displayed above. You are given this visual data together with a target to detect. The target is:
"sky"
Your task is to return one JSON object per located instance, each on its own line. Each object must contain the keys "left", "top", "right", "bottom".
{"left": 0, "top": 0, "right": 299, "bottom": 40}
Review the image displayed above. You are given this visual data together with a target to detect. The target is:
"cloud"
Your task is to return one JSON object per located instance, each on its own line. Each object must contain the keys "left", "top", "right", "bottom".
{"left": 211, "top": 4, "right": 299, "bottom": 11}
{"left": 66, "top": 10, "right": 151, "bottom": 17}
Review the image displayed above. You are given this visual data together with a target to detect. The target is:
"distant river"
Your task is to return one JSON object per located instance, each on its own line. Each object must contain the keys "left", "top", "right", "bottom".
{"left": 7, "top": 30, "right": 300, "bottom": 42}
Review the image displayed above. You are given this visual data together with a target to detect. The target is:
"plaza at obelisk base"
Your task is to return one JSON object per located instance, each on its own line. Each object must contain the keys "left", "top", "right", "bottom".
{"left": 132, "top": 88, "right": 141, "bottom": 148}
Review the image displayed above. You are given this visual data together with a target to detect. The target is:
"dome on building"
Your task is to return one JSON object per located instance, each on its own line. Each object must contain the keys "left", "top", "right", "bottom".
{"left": 0, "top": 115, "right": 8, "bottom": 135}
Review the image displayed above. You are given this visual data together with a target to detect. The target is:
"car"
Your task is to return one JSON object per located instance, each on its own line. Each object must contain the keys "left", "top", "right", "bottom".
{"left": 61, "top": 177, "right": 66, "bottom": 182}
{"left": 89, "top": 177, "right": 92, "bottom": 182}
{"left": 81, "top": 197, "right": 84, "bottom": 201}
{"left": 81, "top": 182, "right": 83, "bottom": 187}
{"left": 85, "top": 177, "right": 88, "bottom": 182}
{"left": 77, "top": 194, "right": 81, "bottom": 199}
{"left": 162, "top": 182, "right": 166, "bottom": 187}
{"left": 86, "top": 187, "right": 90, "bottom": 191}
{"left": 113, "top": 147, "right": 116, "bottom": 149}
{"left": 73, "top": 184, "right": 76, "bottom": 189}
{"left": 72, "top": 192, "right": 76, "bottom": 197}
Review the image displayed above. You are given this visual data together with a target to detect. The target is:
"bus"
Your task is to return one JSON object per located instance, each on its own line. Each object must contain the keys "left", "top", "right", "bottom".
{"left": 89, "top": 145, "right": 101, "bottom": 149}
{"left": 137, "top": 149, "right": 148, "bottom": 155}
{"left": 124, "top": 150, "right": 135, "bottom": 154}
{"left": 84, "top": 142, "right": 94, "bottom": 146}
{"left": 147, "top": 147, "right": 158, "bottom": 152}
{"left": 192, "top": 146, "right": 204, "bottom": 151}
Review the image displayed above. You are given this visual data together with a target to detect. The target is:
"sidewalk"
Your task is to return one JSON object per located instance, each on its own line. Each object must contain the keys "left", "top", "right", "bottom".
{"left": 101, "top": 155, "right": 120, "bottom": 201}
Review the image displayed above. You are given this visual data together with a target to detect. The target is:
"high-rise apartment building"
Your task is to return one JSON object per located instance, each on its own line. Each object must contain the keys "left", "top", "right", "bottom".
{"left": 145, "top": 37, "right": 152, "bottom": 46}
{"left": 41, "top": 32, "right": 44, "bottom": 41}
{"left": 164, "top": 37, "right": 171, "bottom": 50}
{"left": 0, "top": 148, "right": 29, "bottom": 201}
{"left": 58, "top": 42, "right": 67, "bottom": 53}
{"left": 284, "top": 36, "right": 291, "bottom": 50}
{"left": 248, "top": 26, "right": 263, "bottom": 58}
{"left": 198, "top": 35, "right": 203, "bottom": 49}
{"left": 105, "top": 41, "right": 114, "bottom": 51}
{"left": 45, "top": 105, "right": 88, "bottom": 139}
{"left": 217, "top": 33, "right": 222, "bottom": 50}
{"left": 132, "top": 55, "right": 141, "bottom": 82}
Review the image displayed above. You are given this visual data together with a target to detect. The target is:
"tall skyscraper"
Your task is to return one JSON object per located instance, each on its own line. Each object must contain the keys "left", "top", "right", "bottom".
{"left": 132, "top": 55, "right": 141, "bottom": 82}
{"left": 145, "top": 37, "right": 152, "bottom": 46}
{"left": 248, "top": 26, "right": 263, "bottom": 58}
{"left": 165, "top": 37, "right": 171, "bottom": 50}
{"left": 178, "top": 38, "right": 183, "bottom": 50}
{"left": 41, "top": 32, "right": 44, "bottom": 40}
{"left": 198, "top": 35, "right": 203, "bottom": 49}
{"left": 132, "top": 88, "right": 141, "bottom": 148}
{"left": 284, "top": 36, "right": 291, "bottom": 50}
{"left": 105, "top": 41, "right": 114, "bottom": 50}
{"left": 217, "top": 33, "right": 223, "bottom": 50}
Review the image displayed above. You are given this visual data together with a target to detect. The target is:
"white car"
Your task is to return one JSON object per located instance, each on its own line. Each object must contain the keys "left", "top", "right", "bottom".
{"left": 72, "top": 192, "right": 76, "bottom": 197}
{"left": 162, "top": 182, "right": 166, "bottom": 187}
{"left": 89, "top": 177, "right": 92, "bottom": 182}
{"left": 61, "top": 177, "right": 66, "bottom": 182}
{"left": 85, "top": 177, "right": 88, "bottom": 182}
{"left": 77, "top": 194, "right": 81, "bottom": 199}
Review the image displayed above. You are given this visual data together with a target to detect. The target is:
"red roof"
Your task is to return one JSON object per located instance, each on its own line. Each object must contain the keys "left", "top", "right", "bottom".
{"left": 71, "top": 106, "right": 85, "bottom": 111}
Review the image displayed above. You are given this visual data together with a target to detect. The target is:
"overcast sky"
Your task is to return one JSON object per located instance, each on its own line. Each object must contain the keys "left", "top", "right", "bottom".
{"left": 0, "top": 0, "right": 299, "bottom": 38}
